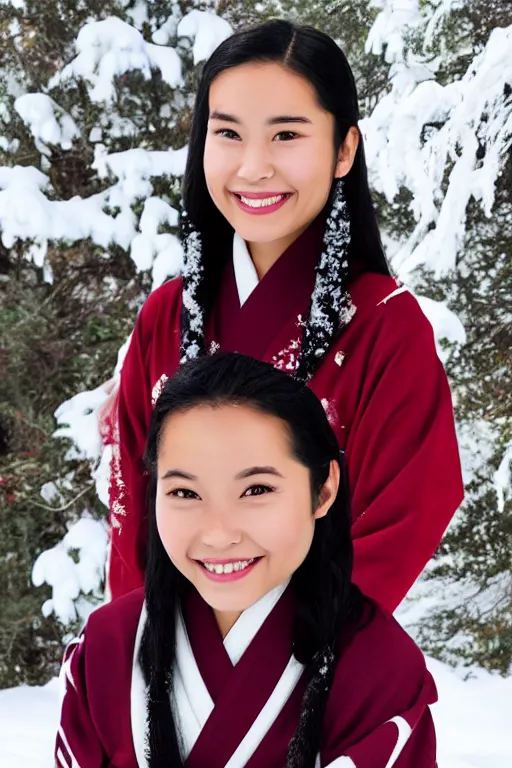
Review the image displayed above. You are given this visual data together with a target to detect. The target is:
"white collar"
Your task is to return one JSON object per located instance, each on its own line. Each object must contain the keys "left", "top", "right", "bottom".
{"left": 233, "top": 232, "right": 259, "bottom": 306}
{"left": 223, "top": 580, "right": 289, "bottom": 665}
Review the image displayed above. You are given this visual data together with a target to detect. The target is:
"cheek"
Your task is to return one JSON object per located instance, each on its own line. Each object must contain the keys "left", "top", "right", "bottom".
{"left": 256, "top": 501, "right": 315, "bottom": 555}
{"left": 156, "top": 507, "right": 191, "bottom": 562}
{"left": 282, "top": 141, "right": 335, "bottom": 189}
{"left": 204, "top": 139, "right": 231, "bottom": 192}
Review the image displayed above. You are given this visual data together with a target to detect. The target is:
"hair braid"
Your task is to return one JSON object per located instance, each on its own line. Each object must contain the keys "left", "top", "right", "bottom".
{"left": 295, "top": 179, "right": 355, "bottom": 383}
{"left": 286, "top": 647, "right": 336, "bottom": 768}
{"left": 180, "top": 210, "right": 207, "bottom": 363}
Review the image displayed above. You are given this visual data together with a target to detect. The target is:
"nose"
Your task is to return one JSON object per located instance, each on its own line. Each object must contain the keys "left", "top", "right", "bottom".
{"left": 237, "top": 141, "right": 274, "bottom": 183}
{"left": 201, "top": 510, "right": 242, "bottom": 550}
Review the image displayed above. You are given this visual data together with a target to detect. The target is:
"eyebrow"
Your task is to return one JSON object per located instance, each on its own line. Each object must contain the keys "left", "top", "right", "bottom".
{"left": 209, "top": 110, "right": 312, "bottom": 126}
{"left": 161, "top": 469, "right": 197, "bottom": 481}
{"left": 160, "top": 466, "right": 284, "bottom": 481}
{"left": 235, "top": 466, "right": 284, "bottom": 480}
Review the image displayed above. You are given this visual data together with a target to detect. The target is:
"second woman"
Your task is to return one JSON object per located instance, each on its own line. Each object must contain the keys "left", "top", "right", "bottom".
{"left": 105, "top": 20, "right": 463, "bottom": 609}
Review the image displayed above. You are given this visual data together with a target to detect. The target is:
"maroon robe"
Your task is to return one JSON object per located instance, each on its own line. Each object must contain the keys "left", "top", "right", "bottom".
{"left": 55, "top": 587, "right": 438, "bottom": 767}
{"left": 104, "top": 222, "right": 463, "bottom": 609}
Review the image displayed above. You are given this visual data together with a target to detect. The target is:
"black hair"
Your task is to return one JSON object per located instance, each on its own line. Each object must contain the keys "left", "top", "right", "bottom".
{"left": 139, "top": 352, "right": 366, "bottom": 768}
{"left": 180, "top": 19, "right": 390, "bottom": 378}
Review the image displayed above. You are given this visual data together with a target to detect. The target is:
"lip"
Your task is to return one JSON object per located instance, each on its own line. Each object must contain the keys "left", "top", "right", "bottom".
{"left": 231, "top": 191, "right": 292, "bottom": 216}
{"left": 195, "top": 556, "right": 262, "bottom": 583}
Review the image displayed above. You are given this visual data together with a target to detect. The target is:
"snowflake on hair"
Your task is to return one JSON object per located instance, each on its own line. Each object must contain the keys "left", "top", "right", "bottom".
{"left": 151, "top": 373, "right": 169, "bottom": 407}
{"left": 180, "top": 211, "right": 205, "bottom": 362}
{"left": 271, "top": 337, "right": 301, "bottom": 373}
{"left": 295, "top": 179, "right": 355, "bottom": 382}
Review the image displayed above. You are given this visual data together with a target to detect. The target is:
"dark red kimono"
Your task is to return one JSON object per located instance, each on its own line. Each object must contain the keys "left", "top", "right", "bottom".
{"left": 104, "top": 223, "right": 463, "bottom": 609}
{"left": 55, "top": 586, "right": 438, "bottom": 767}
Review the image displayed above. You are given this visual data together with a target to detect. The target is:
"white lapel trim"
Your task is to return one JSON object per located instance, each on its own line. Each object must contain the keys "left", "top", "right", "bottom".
{"left": 172, "top": 607, "right": 215, "bottom": 758}
{"left": 233, "top": 232, "right": 259, "bottom": 306}
{"left": 130, "top": 601, "right": 149, "bottom": 768}
{"left": 224, "top": 654, "right": 305, "bottom": 768}
{"left": 224, "top": 580, "right": 289, "bottom": 665}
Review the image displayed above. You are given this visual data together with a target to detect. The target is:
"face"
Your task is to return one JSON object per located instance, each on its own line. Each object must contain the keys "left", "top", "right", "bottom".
{"left": 155, "top": 403, "right": 338, "bottom": 634}
{"left": 203, "top": 62, "right": 356, "bottom": 256}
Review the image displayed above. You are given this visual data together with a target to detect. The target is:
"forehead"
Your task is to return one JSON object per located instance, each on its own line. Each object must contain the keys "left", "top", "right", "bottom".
{"left": 157, "top": 404, "right": 293, "bottom": 465}
{"left": 208, "top": 61, "right": 324, "bottom": 118}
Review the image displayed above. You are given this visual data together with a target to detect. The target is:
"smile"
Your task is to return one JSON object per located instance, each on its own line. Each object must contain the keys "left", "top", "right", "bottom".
{"left": 197, "top": 557, "right": 262, "bottom": 582}
{"left": 231, "top": 192, "right": 292, "bottom": 215}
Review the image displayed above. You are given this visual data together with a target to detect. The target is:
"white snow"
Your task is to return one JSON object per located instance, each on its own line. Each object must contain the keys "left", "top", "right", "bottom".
{"left": 364, "top": 6, "right": 512, "bottom": 277}
{"left": 177, "top": 10, "right": 233, "bottom": 65}
{"left": 49, "top": 17, "right": 183, "bottom": 103}
{"left": 53, "top": 382, "right": 112, "bottom": 462}
{"left": 32, "top": 514, "right": 108, "bottom": 625}
{"left": 494, "top": 444, "right": 512, "bottom": 514}
{"left": 15, "top": 94, "right": 80, "bottom": 152}
{"left": 414, "top": 293, "right": 466, "bottom": 363}
{"left": 0, "top": 654, "right": 510, "bottom": 767}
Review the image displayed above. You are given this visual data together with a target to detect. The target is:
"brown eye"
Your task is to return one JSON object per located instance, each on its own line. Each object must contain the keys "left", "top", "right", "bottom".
{"left": 243, "top": 484, "right": 275, "bottom": 498}
{"left": 215, "top": 128, "right": 241, "bottom": 140}
{"left": 168, "top": 488, "right": 200, "bottom": 500}
{"left": 274, "top": 131, "right": 298, "bottom": 141}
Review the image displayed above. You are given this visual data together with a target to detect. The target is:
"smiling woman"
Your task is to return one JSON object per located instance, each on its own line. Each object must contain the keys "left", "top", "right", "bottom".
{"left": 105, "top": 20, "right": 463, "bottom": 631}
{"left": 57, "top": 353, "right": 438, "bottom": 768}
{"left": 203, "top": 62, "right": 358, "bottom": 274}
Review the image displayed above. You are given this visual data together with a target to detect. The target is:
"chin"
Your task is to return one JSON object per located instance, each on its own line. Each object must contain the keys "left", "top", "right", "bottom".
{"left": 233, "top": 220, "right": 295, "bottom": 244}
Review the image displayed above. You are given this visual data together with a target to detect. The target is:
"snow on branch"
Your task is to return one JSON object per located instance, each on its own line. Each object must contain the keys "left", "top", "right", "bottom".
{"left": 363, "top": 14, "right": 512, "bottom": 277}
{"left": 15, "top": 93, "right": 80, "bottom": 154}
{"left": 495, "top": 444, "right": 512, "bottom": 514}
{"left": 32, "top": 514, "right": 108, "bottom": 625}
{"left": 48, "top": 16, "right": 183, "bottom": 102}
{"left": 366, "top": 0, "right": 423, "bottom": 64}
{"left": 177, "top": 9, "right": 233, "bottom": 65}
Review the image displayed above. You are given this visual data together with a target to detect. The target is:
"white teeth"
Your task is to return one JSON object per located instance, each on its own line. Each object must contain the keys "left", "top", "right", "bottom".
{"left": 239, "top": 194, "right": 285, "bottom": 208}
{"left": 202, "top": 558, "right": 256, "bottom": 574}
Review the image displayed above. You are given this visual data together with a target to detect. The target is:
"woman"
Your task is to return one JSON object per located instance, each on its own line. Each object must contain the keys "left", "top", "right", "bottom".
{"left": 58, "top": 353, "right": 438, "bottom": 768}
{"left": 105, "top": 20, "right": 463, "bottom": 608}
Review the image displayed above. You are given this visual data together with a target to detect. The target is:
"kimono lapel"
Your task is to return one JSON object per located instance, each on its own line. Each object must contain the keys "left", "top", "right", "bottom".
{"left": 184, "top": 585, "right": 303, "bottom": 768}
{"left": 208, "top": 218, "right": 324, "bottom": 359}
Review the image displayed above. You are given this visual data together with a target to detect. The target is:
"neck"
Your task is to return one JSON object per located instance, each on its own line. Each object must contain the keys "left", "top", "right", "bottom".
{"left": 214, "top": 609, "right": 242, "bottom": 639}
{"left": 248, "top": 224, "right": 309, "bottom": 279}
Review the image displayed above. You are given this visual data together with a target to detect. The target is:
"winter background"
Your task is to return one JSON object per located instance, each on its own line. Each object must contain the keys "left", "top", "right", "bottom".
{"left": 0, "top": 0, "right": 510, "bottom": 765}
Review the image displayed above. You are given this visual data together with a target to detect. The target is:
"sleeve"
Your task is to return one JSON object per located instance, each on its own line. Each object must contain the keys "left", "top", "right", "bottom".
{"left": 321, "top": 615, "right": 438, "bottom": 768}
{"left": 322, "top": 697, "right": 436, "bottom": 767}
{"left": 347, "top": 295, "right": 464, "bottom": 613}
{"left": 105, "top": 305, "right": 155, "bottom": 600}
{"left": 54, "top": 634, "right": 107, "bottom": 768}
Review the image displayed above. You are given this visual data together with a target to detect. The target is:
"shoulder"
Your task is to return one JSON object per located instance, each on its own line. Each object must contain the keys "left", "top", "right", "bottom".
{"left": 322, "top": 604, "right": 437, "bottom": 759}
{"left": 351, "top": 273, "right": 433, "bottom": 334}
{"left": 345, "top": 273, "right": 438, "bottom": 369}
{"left": 329, "top": 602, "right": 435, "bottom": 717}
{"left": 340, "top": 603, "right": 428, "bottom": 682}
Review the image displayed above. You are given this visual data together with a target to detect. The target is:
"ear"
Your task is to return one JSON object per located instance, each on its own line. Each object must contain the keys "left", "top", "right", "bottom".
{"left": 313, "top": 460, "right": 340, "bottom": 520}
{"left": 334, "top": 126, "right": 360, "bottom": 179}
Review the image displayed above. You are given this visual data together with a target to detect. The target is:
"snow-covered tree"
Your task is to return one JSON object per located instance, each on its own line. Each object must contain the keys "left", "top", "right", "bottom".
{"left": 0, "top": 0, "right": 234, "bottom": 686}
{"left": 359, "top": 0, "right": 512, "bottom": 673}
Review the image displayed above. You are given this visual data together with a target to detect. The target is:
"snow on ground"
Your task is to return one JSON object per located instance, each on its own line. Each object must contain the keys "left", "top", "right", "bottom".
{"left": 0, "top": 656, "right": 510, "bottom": 767}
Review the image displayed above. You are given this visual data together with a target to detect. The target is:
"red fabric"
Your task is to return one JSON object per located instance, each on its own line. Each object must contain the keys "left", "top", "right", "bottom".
{"left": 105, "top": 226, "right": 463, "bottom": 610}
{"left": 56, "top": 587, "right": 437, "bottom": 767}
